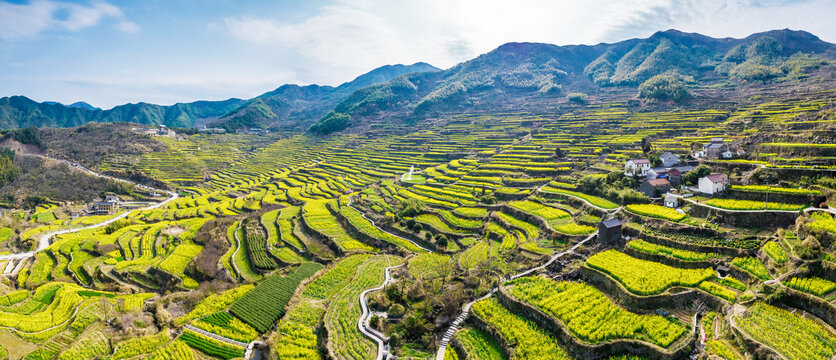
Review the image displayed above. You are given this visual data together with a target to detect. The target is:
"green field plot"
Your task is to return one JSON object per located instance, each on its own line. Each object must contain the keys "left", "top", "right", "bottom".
{"left": 303, "top": 199, "right": 377, "bottom": 253}
{"left": 736, "top": 302, "right": 836, "bottom": 360}
{"left": 471, "top": 297, "right": 571, "bottom": 360}
{"left": 507, "top": 276, "right": 686, "bottom": 347}
{"left": 586, "top": 250, "right": 715, "bottom": 295}
{"left": 704, "top": 199, "right": 806, "bottom": 211}
{"left": 230, "top": 262, "right": 324, "bottom": 332}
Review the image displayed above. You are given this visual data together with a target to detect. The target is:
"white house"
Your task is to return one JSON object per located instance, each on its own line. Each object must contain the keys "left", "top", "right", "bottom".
{"left": 664, "top": 193, "right": 679, "bottom": 208}
{"left": 625, "top": 159, "right": 651, "bottom": 177}
{"left": 647, "top": 167, "right": 669, "bottom": 180}
{"left": 660, "top": 152, "right": 680, "bottom": 167}
{"left": 698, "top": 173, "right": 729, "bottom": 195}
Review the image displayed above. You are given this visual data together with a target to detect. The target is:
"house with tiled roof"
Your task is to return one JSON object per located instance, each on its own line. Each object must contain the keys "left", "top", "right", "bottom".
{"left": 698, "top": 173, "right": 729, "bottom": 195}
{"left": 625, "top": 158, "right": 651, "bottom": 177}
{"left": 660, "top": 152, "right": 680, "bottom": 167}
{"left": 640, "top": 178, "right": 672, "bottom": 198}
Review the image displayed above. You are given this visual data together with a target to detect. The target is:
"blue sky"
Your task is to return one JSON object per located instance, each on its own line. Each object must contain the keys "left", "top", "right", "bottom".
{"left": 1, "top": 0, "right": 834, "bottom": 109}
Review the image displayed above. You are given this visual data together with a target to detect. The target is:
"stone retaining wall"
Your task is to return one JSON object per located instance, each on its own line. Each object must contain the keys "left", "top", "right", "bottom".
{"left": 687, "top": 202, "right": 799, "bottom": 229}
{"left": 327, "top": 204, "right": 407, "bottom": 256}
{"left": 495, "top": 286, "right": 694, "bottom": 359}
{"left": 622, "top": 225, "right": 757, "bottom": 258}
{"left": 579, "top": 265, "right": 729, "bottom": 311}
{"left": 297, "top": 212, "right": 345, "bottom": 257}
{"left": 622, "top": 245, "right": 717, "bottom": 270}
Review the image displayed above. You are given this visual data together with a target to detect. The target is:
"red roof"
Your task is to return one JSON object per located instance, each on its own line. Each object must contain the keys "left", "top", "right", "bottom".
{"left": 705, "top": 173, "right": 728, "bottom": 183}
{"left": 630, "top": 159, "right": 650, "bottom": 164}
{"left": 647, "top": 178, "right": 671, "bottom": 187}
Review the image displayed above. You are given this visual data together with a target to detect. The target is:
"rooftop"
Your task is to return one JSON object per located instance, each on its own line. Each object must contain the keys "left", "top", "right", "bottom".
{"left": 601, "top": 218, "right": 622, "bottom": 229}
{"left": 629, "top": 158, "right": 650, "bottom": 164}
{"left": 704, "top": 173, "right": 728, "bottom": 183}
{"left": 647, "top": 178, "right": 671, "bottom": 186}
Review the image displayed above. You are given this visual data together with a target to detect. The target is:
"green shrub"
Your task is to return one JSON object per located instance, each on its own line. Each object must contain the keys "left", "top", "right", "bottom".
{"left": 638, "top": 74, "right": 688, "bottom": 102}
{"left": 567, "top": 92, "right": 588, "bottom": 104}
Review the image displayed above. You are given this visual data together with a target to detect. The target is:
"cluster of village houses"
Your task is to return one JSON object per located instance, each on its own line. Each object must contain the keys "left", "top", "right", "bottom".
{"left": 624, "top": 137, "right": 733, "bottom": 208}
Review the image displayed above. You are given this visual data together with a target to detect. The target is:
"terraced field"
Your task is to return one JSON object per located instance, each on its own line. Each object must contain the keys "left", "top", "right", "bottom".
{"left": 0, "top": 74, "right": 834, "bottom": 360}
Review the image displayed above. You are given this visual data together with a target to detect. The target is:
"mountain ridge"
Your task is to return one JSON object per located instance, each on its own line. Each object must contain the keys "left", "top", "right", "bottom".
{"left": 308, "top": 28, "right": 836, "bottom": 134}
{"left": 0, "top": 62, "right": 440, "bottom": 131}
{"left": 1, "top": 29, "right": 833, "bottom": 132}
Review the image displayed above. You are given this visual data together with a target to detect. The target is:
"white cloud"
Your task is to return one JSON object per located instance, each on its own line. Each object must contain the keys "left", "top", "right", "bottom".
{"left": 52, "top": 71, "right": 304, "bottom": 109}
{"left": 225, "top": 5, "right": 404, "bottom": 71}
{"left": 223, "top": 0, "right": 836, "bottom": 75}
{"left": 0, "top": 0, "right": 138, "bottom": 40}
{"left": 115, "top": 21, "right": 139, "bottom": 34}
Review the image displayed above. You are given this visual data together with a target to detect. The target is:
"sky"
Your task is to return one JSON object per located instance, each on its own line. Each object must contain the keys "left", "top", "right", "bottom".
{"left": 1, "top": 0, "right": 835, "bottom": 109}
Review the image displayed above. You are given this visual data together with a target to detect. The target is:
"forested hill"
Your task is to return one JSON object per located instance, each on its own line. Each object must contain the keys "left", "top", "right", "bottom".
{"left": 2, "top": 29, "right": 834, "bottom": 133}
{"left": 0, "top": 95, "right": 245, "bottom": 130}
{"left": 308, "top": 29, "right": 836, "bottom": 134}
{"left": 0, "top": 62, "right": 439, "bottom": 131}
{"left": 208, "top": 62, "right": 440, "bottom": 131}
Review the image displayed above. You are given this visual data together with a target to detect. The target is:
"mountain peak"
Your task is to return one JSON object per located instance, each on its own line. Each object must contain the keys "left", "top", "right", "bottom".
{"left": 68, "top": 102, "right": 101, "bottom": 111}
{"left": 336, "top": 62, "right": 440, "bottom": 91}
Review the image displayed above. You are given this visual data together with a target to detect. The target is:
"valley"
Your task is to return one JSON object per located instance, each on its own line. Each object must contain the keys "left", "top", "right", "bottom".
{"left": 0, "top": 28, "right": 833, "bottom": 360}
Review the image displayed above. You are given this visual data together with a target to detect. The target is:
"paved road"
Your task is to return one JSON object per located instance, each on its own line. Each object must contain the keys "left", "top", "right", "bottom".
{"left": 803, "top": 207, "right": 836, "bottom": 216}
{"left": 230, "top": 220, "right": 244, "bottom": 280}
{"left": 346, "top": 196, "right": 432, "bottom": 360}
{"left": 537, "top": 184, "right": 622, "bottom": 213}
{"left": 0, "top": 154, "right": 178, "bottom": 261}
{"left": 434, "top": 290, "right": 497, "bottom": 360}
{"left": 510, "top": 231, "right": 597, "bottom": 280}
{"left": 673, "top": 193, "right": 830, "bottom": 215}
{"left": 358, "top": 260, "right": 403, "bottom": 360}
{"left": 347, "top": 197, "right": 432, "bottom": 252}
{"left": 435, "top": 231, "right": 597, "bottom": 360}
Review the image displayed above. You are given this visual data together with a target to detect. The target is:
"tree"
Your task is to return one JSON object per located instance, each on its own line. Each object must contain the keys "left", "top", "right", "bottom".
{"left": 6, "top": 128, "right": 45, "bottom": 149}
{"left": 435, "top": 234, "right": 448, "bottom": 248}
{"left": 683, "top": 164, "right": 713, "bottom": 185}
{"left": 308, "top": 111, "right": 351, "bottom": 135}
{"left": 567, "top": 92, "right": 587, "bottom": 104}
{"left": 388, "top": 304, "right": 405, "bottom": 318}
{"left": 641, "top": 138, "right": 652, "bottom": 154}
{"left": 399, "top": 199, "right": 424, "bottom": 217}
{"left": 0, "top": 147, "right": 19, "bottom": 186}
{"left": 554, "top": 147, "right": 565, "bottom": 158}
{"left": 648, "top": 154, "right": 662, "bottom": 167}
{"left": 638, "top": 74, "right": 688, "bottom": 102}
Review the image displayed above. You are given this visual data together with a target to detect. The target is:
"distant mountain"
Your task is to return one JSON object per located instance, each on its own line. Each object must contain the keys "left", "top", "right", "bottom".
{"left": 310, "top": 29, "right": 836, "bottom": 134}
{"left": 0, "top": 62, "right": 438, "bottom": 131}
{"left": 2, "top": 29, "right": 833, "bottom": 133}
{"left": 67, "top": 102, "right": 100, "bottom": 111}
{"left": 0, "top": 96, "right": 244, "bottom": 129}
{"left": 41, "top": 101, "right": 101, "bottom": 111}
{"left": 210, "top": 62, "right": 439, "bottom": 131}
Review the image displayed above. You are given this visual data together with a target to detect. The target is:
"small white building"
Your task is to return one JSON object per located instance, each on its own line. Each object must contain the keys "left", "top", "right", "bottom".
{"left": 647, "top": 167, "right": 669, "bottom": 180}
{"left": 660, "top": 152, "right": 680, "bottom": 167}
{"left": 625, "top": 159, "right": 651, "bottom": 177}
{"left": 664, "top": 193, "right": 679, "bottom": 208}
{"left": 698, "top": 173, "right": 729, "bottom": 195}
